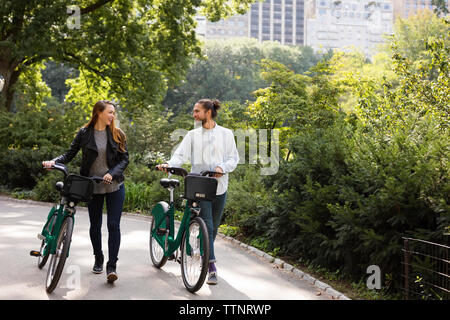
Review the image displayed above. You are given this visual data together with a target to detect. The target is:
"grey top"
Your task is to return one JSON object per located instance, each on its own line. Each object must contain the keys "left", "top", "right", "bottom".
{"left": 89, "top": 129, "right": 121, "bottom": 194}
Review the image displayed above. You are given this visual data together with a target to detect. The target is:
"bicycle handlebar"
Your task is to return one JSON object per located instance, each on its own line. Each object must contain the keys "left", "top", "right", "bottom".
{"left": 155, "top": 165, "right": 224, "bottom": 178}
{"left": 200, "top": 170, "right": 224, "bottom": 177}
{"left": 45, "top": 164, "right": 111, "bottom": 184}
{"left": 50, "top": 163, "right": 69, "bottom": 177}
{"left": 90, "top": 176, "right": 112, "bottom": 184}
{"left": 154, "top": 166, "right": 188, "bottom": 178}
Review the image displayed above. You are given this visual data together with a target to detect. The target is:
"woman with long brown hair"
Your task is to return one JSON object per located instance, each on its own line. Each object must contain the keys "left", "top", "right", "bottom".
{"left": 42, "top": 100, "right": 129, "bottom": 284}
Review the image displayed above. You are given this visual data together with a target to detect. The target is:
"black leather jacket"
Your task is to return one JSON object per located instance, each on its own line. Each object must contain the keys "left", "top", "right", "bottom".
{"left": 52, "top": 125, "right": 129, "bottom": 183}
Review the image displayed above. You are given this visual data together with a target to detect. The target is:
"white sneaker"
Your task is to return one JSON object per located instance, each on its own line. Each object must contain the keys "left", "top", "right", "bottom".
{"left": 207, "top": 271, "right": 218, "bottom": 285}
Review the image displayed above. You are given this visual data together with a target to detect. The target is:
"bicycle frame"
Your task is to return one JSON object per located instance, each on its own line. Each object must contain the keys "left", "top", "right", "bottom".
{"left": 151, "top": 200, "right": 202, "bottom": 258}
{"left": 40, "top": 202, "right": 75, "bottom": 257}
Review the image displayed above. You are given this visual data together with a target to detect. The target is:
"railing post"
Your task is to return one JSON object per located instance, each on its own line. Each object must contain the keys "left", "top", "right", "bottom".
{"left": 404, "top": 238, "right": 410, "bottom": 300}
{"left": 445, "top": 246, "right": 449, "bottom": 300}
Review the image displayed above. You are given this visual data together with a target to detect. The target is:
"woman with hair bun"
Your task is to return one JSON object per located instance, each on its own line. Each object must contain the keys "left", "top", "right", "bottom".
{"left": 157, "top": 98, "right": 239, "bottom": 285}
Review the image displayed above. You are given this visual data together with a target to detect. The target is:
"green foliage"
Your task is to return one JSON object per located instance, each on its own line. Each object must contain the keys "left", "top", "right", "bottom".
{"left": 163, "top": 38, "right": 322, "bottom": 115}
{"left": 248, "top": 59, "right": 308, "bottom": 129}
{"left": 355, "top": 36, "right": 449, "bottom": 131}
{"left": 215, "top": 100, "right": 252, "bottom": 130}
{"left": 32, "top": 171, "right": 62, "bottom": 203}
{"left": 64, "top": 69, "right": 118, "bottom": 117}
{"left": 0, "top": 104, "right": 84, "bottom": 189}
{"left": 123, "top": 161, "right": 185, "bottom": 214}
{"left": 237, "top": 24, "right": 449, "bottom": 296}
{"left": 222, "top": 165, "right": 271, "bottom": 231}
{"left": 0, "top": 0, "right": 256, "bottom": 112}
{"left": 252, "top": 120, "right": 349, "bottom": 264}
{"left": 431, "top": 0, "right": 450, "bottom": 16}
{"left": 325, "top": 50, "right": 396, "bottom": 113}
{"left": 3, "top": 6, "right": 448, "bottom": 300}
{"left": 41, "top": 61, "right": 79, "bottom": 103}
{"left": 12, "top": 62, "right": 52, "bottom": 112}
{"left": 386, "top": 10, "right": 449, "bottom": 64}
{"left": 123, "top": 181, "right": 161, "bottom": 215}
{"left": 327, "top": 113, "right": 449, "bottom": 281}
{"left": 120, "top": 106, "right": 175, "bottom": 165}
{"left": 218, "top": 224, "right": 240, "bottom": 237}
{"left": 199, "top": 0, "right": 257, "bottom": 21}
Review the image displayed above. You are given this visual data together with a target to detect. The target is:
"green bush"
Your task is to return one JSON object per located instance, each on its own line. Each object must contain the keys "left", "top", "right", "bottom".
{"left": 123, "top": 160, "right": 186, "bottom": 214}
{"left": 249, "top": 112, "right": 448, "bottom": 293}
{"left": 250, "top": 120, "right": 349, "bottom": 265}
{"left": 32, "top": 171, "right": 61, "bottom": 203}
{"left": 0, "top": 104, "right": 84, "bottom": 189}
{"left": 226, "top": 35, "right": 450, "bottom": 297}
{"left": 327, "top": 113, "right": 449, "bottom": 279}
{"left": 222, "top": 164, "right": 272, "bottom": 231}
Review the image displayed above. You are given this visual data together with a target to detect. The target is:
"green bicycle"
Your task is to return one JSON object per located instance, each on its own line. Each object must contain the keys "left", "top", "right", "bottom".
{"left": 30, "top": 163, "right": 106, "bottom": 293}
{"left": 150, "top": 166, "right": 221, "bottom": 293}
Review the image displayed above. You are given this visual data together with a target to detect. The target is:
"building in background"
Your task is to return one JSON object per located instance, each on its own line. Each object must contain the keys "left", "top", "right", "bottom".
{"left": 198, "top": 0, "right": 306, "bottom": 46}
{"left": 392, "top": 0, "right": 450, "bottom": 18}
{"left": 304, "top": 0, "right": 394, "bottom": 56}
{"left": 195, "top": 0, "right": 447, "bottom": 56}
{"left": 248, "top": 0, "right": 305, "bottom": 45}
{"left": 202, "top": 14, "right": 249, "bottom": 39}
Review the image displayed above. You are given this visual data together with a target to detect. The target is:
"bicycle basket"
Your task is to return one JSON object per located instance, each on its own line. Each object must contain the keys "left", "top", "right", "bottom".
{"left": 184, "top": 174, "right": 218, "bottom": 202}
{"left": 63, "top": 174, "right": 94, "bottom": 202}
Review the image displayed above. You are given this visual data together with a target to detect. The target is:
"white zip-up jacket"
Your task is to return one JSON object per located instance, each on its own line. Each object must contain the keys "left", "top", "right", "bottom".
{"left": 167, "top": 124, "right": 239, "bottom": 195}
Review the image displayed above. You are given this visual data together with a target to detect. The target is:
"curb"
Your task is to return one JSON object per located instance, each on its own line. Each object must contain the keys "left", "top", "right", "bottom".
{"left": 2, "top": 195, "right": 351, "bottom": 300}
{"left": 217, "top": 232, "right": 351, "bottom": 300}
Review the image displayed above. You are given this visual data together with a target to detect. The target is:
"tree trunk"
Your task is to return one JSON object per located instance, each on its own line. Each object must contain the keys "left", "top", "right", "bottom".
{"left": 0, "top": 63, "right": 21, "bottom": 112}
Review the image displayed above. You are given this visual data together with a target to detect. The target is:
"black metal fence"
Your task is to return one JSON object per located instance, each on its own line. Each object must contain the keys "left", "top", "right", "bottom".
{"left": 402, "top": 237, "right": 449, "bottom": 300}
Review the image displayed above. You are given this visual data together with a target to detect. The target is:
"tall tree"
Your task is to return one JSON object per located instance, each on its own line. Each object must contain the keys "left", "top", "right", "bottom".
{"left": 386, "top": 10, "right": 449, "bottom": 64}
{"left": 431, "top": 0, "right": 449, "bottom": 16}
{"left": 163, "top": 38, "right": 322, "bottom": 115}
{"left": 0, "top": 0, "right": 257, "bottom": 112}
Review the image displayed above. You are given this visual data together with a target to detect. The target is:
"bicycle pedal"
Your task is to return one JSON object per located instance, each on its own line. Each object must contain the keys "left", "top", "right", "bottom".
{"left": 37, "top": 233, "right": 45, "bottom": 240}
{"left": 30, "top": 250, "right": 41, "bottom": 257}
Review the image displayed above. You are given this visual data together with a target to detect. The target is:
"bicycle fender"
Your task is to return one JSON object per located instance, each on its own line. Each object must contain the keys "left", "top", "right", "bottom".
{"left": 151, "top": 201, "right": 170, "bottom": 228}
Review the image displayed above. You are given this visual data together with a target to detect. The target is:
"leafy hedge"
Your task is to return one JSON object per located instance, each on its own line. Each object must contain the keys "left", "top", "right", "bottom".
{"left": 0, "top": 104, "right": 83, "bottom": 189}
{"left": 221, "top": 38, "right": 449, "bottom": 295}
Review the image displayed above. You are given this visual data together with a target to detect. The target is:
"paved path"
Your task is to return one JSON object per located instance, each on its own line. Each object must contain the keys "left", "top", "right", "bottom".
{"left": 0, "top": 196, "right": 333, "bottom": 300}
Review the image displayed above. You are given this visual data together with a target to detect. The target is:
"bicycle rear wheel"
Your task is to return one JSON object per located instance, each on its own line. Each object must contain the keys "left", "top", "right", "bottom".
{"left": 180, "top": 216, "right": 210, "bottom": 293}
{"left": 45, "top": 216, "right": 73, "bottom": 293}
{"left": 149, "top": 217, "right": 168, "bottom": 268}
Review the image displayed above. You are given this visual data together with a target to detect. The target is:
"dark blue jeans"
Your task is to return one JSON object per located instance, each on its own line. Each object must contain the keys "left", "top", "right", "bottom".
{"left": 198, "top": 192, "right": 227, "bottom": 263}
{"left": 87, "top": 183, "right": 125, "bottom": 267}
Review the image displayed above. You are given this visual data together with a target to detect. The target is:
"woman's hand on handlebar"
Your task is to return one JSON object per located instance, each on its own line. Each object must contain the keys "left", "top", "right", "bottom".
{"left": 42, "top": 160, "right": 55, "bottom": 169}
{"left": 102, "top": 173, "right": 113, "bottom": 184}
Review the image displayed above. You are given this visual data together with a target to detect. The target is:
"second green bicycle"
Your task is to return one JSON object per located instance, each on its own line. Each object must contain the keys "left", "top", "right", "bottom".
{"left": 149, "top": 166, "right": 220, "bottom": 293}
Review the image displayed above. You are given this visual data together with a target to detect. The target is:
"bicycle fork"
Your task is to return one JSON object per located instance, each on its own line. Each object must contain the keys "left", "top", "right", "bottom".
{"left": 30, "top": 205, "right": 59, "bottom": 257}
{"left": 30, "top": 205, "right": 74, "bottom": 258}
{"left": 185, "top": 206, "right": 202, "bottom": 256}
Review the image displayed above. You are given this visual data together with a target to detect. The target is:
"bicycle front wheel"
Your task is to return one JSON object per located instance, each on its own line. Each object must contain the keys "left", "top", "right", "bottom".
{"left": 180, "top": 216, "right": 210, "bottom": 293}
{"left": 46, "top": 216, "right": 73, "bottom": 293}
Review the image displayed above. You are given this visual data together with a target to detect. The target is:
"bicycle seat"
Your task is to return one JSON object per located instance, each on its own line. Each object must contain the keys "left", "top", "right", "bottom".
{"left": 160, "top": 178, "right": 180, "bottom": 189}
